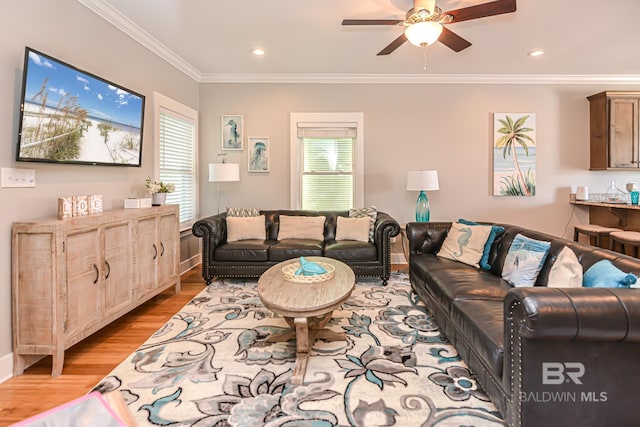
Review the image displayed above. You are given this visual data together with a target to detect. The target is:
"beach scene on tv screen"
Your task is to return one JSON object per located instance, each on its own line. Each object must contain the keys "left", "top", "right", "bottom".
{"left": 19, "top": 50, "right": 143, "bottom": 165}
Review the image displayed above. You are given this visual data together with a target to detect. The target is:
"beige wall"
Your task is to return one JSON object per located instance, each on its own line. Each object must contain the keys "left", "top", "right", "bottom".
{"left": 198, "top": 83, "right": 640, "bottom": 231}
{"left": 0, "top": 0, "right": 198, "bottom": 377}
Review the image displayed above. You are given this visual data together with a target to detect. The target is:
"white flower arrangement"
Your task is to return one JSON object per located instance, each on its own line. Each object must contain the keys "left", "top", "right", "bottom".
{"left": 145, "top": 176, "right": 175, "bottom": 193}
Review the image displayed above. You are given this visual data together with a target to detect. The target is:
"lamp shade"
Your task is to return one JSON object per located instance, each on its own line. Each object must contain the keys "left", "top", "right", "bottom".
{"left": 208, "top": 163, "right": 240, "bottom": 182}
{"left": 405, "top": 21, "right": 443, "bottom": 47}
{"left": 406, "top": 170, "right": 439, "bottom": 191}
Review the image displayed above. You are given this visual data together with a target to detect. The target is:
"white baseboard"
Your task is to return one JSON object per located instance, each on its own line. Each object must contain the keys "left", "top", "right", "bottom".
{"left": 0, "top": 352, "right": 13, "bottom": 384}
{"left": 180, "top": 254, "right": 201, "bottom": 275}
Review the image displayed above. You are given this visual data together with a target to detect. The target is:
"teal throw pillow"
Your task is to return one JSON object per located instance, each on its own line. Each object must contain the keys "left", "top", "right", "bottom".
{"left": 501, "top": 234, "right": 551, "bottom": 287}
{"left": 583, "top": 260, "right": 637, "bottom": 288}
{"left": 458, "top": 219, "right": 505, "bottom": 270}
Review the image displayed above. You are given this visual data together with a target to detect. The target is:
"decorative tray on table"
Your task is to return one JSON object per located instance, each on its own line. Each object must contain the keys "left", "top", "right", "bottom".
{"left": 282, "top": 261, "right": 335, "bottom": 283}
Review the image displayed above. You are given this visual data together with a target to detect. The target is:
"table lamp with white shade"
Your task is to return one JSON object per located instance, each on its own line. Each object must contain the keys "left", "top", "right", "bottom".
{"left": 406, "top": 170, "right": 439, "bottom": 222}
{"left": 209, "top": 154, "right": 240, "bottom": 213}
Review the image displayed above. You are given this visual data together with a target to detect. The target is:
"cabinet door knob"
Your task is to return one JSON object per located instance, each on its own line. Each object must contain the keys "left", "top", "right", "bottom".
{"left": 160, "top": 242, "right": 165, "bottom": 257}
{"left": 92, "top": 264, "right": 99, "bottom": 284}
{"left": 153, "top": 244, "right": 158, "bottom": 260}
{"left": 105, "top": 260, "right": 111, "bottom": 279}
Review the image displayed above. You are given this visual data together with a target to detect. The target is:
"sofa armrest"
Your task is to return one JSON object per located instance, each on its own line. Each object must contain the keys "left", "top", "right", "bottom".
{"left": 505, "top": 287, "right": 640, "bottom": 342}
{"left": 373, "top": 211, "right": 400, "bottom": 244}
{"left": 503, "top": 287, "right": 640, "bottom": 426}
{"left": 406, "top": 222, "right": 451, "bottom": 255}
{"left": 192, "top": 213, "right": 227, "bottom": 266}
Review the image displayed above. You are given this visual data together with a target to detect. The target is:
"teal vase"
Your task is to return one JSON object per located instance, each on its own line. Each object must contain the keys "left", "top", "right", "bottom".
{"left": 415, "top": 191, "right": 431, "bottom": 222}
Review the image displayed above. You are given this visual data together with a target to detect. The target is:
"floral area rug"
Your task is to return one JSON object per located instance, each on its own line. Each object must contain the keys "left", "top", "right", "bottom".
{"left": 93, "top": 272, "right": 505, "bottom": 426}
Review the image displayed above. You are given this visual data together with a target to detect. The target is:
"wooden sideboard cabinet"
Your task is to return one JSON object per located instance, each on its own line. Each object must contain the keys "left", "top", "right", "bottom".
{"left": 589, "top": 91, "right": 640, "bottom": 170}
{"left": 11, "top": 205, "right": 181, "bottom": 376}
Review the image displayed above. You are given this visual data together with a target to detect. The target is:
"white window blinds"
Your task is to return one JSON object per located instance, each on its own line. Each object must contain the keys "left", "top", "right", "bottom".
{"left": 298, "top": 122, "right": 357, "bottom": 211}
{"left": 159, "top": 108, "right": 196, "bottom": 226}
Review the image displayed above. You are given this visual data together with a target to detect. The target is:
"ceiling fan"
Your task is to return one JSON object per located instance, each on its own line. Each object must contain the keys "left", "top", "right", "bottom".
{"left": 342, "top": 0, "right": 516, "bottom": 55}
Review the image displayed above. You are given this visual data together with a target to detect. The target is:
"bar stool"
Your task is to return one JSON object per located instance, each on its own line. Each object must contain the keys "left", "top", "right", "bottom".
{"left": 573, "top": 224, "right": 621, "bottom": 249}
{"left": 610, "top": 231, "right": 640, "bottom": 257}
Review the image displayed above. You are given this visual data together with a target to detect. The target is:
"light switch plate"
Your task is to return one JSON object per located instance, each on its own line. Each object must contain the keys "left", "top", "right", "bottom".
{"left": 1, "top": 167, "right": 36, "bottom": 188}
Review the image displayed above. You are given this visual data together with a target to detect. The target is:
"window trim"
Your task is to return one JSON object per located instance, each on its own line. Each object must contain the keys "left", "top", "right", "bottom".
{"left": 290, "top": 112, "right": 364, "bottom": 210}
{"left": 152, "top": 92, "right": 198, "bottom": 230}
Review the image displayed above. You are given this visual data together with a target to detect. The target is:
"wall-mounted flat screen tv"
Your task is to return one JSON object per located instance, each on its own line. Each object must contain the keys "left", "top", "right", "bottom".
{"left": 16, "top": 47, "right": 145, "bottom": 167}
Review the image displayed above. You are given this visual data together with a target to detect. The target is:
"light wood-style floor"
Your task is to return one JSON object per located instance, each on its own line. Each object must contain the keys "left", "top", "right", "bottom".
{"left": 0, "top": 264, "right": 407, "bottom": 425}
{"left": 0, "top": 267, "right": 206, "bottom": 426}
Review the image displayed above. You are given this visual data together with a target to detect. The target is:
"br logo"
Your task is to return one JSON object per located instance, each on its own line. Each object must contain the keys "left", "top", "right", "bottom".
{"left": 542, "top": 362, "right": 585, "bottom": 385}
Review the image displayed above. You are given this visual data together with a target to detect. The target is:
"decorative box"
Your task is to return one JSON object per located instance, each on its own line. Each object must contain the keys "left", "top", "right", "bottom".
{"left": 89, "top": 195, "right": 103, "bottom": 214}
{"left": 124, "top": 198, "right": 141, "bottom": 209}
{"left": 140, "top": 197, "right": 152, "bottom": 208}
{"left": 57, "top": 197, "right": 73, "bottom": 220}
{"left": 73, "top": 195, "right": 89, "bottom": 216}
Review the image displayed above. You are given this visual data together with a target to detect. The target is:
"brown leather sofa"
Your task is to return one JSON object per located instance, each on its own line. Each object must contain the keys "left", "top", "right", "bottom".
{"left": 193, "top": 210, "right": 400, "bottom": 285}
{"left": 407, "top": 221, "right": 640, "bottom": 427}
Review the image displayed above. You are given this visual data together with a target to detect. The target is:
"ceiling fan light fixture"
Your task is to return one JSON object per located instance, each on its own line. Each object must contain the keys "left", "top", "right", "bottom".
{"left": 405, "top": 21, "right": 443, "bottom": 47}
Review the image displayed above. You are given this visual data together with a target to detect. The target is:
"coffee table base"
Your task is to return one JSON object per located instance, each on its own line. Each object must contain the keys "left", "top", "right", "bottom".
{"left": 267, "top": 311, "right": 346, "bottom": 384}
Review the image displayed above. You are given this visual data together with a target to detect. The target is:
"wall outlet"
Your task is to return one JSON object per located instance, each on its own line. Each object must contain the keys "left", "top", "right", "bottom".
{"left": 1, "top": 167, "right": 36, "bottom": 188}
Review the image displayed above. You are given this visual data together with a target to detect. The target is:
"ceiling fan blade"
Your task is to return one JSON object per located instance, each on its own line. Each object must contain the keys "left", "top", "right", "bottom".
{"left": 377, "top": 33, "right": 408, "bottom": 56}
{"left": 342, "top": 19, "right": 403, "bottom": 26}
{"left": 438, "top": 27, "right": 472, "bottom": 52}
{"left": 444, "top": 0, "right": 516, "bottom": 23}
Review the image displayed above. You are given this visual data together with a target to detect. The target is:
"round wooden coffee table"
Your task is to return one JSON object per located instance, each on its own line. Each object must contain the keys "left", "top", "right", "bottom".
{"left": 257, "top": 256, "right": 355, "bottom": 385}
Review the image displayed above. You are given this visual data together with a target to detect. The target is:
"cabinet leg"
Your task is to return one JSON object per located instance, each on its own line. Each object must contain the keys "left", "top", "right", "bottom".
{"left": 52, "top": 348, "right": 64, "bottom": 377}
{"left": 13, "top": 354, "right": 26, "bottom": 376}
{"left": 174, "top": 279, "right": 181, "bottom": 294}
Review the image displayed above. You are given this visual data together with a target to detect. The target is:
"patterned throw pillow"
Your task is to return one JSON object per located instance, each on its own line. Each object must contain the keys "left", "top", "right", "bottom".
{"left": 349, "top": 206, "right": 377, "bottom": 242}
{"left": 437, "top": 222, "right": 493, "bottom": 268}
{"left": 457, "top": 218, "right": 505, "bottom": 270}
{"left": 501, "top": 234, "right": 551, "bottom": 287}
{"left": 227, "top": 207, "right": 260, "bottom": 217}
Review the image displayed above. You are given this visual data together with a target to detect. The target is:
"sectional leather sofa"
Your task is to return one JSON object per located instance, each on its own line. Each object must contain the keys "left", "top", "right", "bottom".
{"left": 406, "top": 221, "right": 640, "bottom": 427}
{"left": 192, "top": 209, "right": 400, "bottom": 285}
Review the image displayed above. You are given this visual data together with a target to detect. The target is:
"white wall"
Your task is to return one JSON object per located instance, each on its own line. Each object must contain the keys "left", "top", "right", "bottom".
{"left": 0, "top": 0, "right": 198, "bottom": 379}
{"left": 198, "top": 83, "right": 640, "bottom": 234}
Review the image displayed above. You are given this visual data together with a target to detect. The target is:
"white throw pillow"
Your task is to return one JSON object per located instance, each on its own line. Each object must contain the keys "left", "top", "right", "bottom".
{"left": 277, "top": 215, "right": 326, "bottom": 240}
{"left": 349, "top": 206, "right": 377, "bottom": 242}
{"left": 335, "top": 216, "right": 371, "bottom": 242}
{"left": 548, "top": 246, "right": 583, "bottom": 288}
{"left": 226, "top": 215, "right": 266, "bottom": 242}
{"left": 437, "top": 222, "right": 492, "bottom": 268}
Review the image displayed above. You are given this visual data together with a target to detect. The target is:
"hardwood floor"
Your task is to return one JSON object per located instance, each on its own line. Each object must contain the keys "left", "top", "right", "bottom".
{"left": 0, "top": 267, "right": 206, "bottom": 426}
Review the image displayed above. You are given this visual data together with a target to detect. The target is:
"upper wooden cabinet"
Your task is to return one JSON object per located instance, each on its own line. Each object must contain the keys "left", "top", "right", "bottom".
{"left": 589, "top": 91, "right": 640, "bottom": 170}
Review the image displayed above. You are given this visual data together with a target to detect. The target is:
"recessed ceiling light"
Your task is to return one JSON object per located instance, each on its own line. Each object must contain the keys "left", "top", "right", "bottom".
{"left": 527, "top": 49, "right": 545, "bottom": 57}
{"left": 251, "top": 48, "right": 265, "bottom": 56}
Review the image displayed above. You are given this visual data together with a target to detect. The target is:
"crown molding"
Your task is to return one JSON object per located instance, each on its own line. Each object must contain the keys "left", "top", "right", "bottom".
{"left": 78, "top": 1, "right": 640, "bottom": 86}
{"left": 199, "top": 73, "right": 640, "bottom": 85}
{"left": 77, "top": 0, "right": 201, "bottom": 82}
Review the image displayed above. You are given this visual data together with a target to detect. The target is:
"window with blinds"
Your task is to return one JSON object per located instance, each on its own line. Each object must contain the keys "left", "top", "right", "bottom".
{"left": 302, "top": 138, "right": 354, "bottom": 210}
{"left": 290, "top": 113, "right": 364, "bottom": 210}
{"left": 154, "top": 92, "right": 198, "bottom": 229}
{"left": 297, "top": 122, "right": 357, "bottom": 211}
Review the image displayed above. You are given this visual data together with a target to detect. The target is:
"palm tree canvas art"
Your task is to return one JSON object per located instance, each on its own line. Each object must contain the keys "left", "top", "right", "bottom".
{"left": 493, "top": 113, "right": 536, "bottom": 196}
